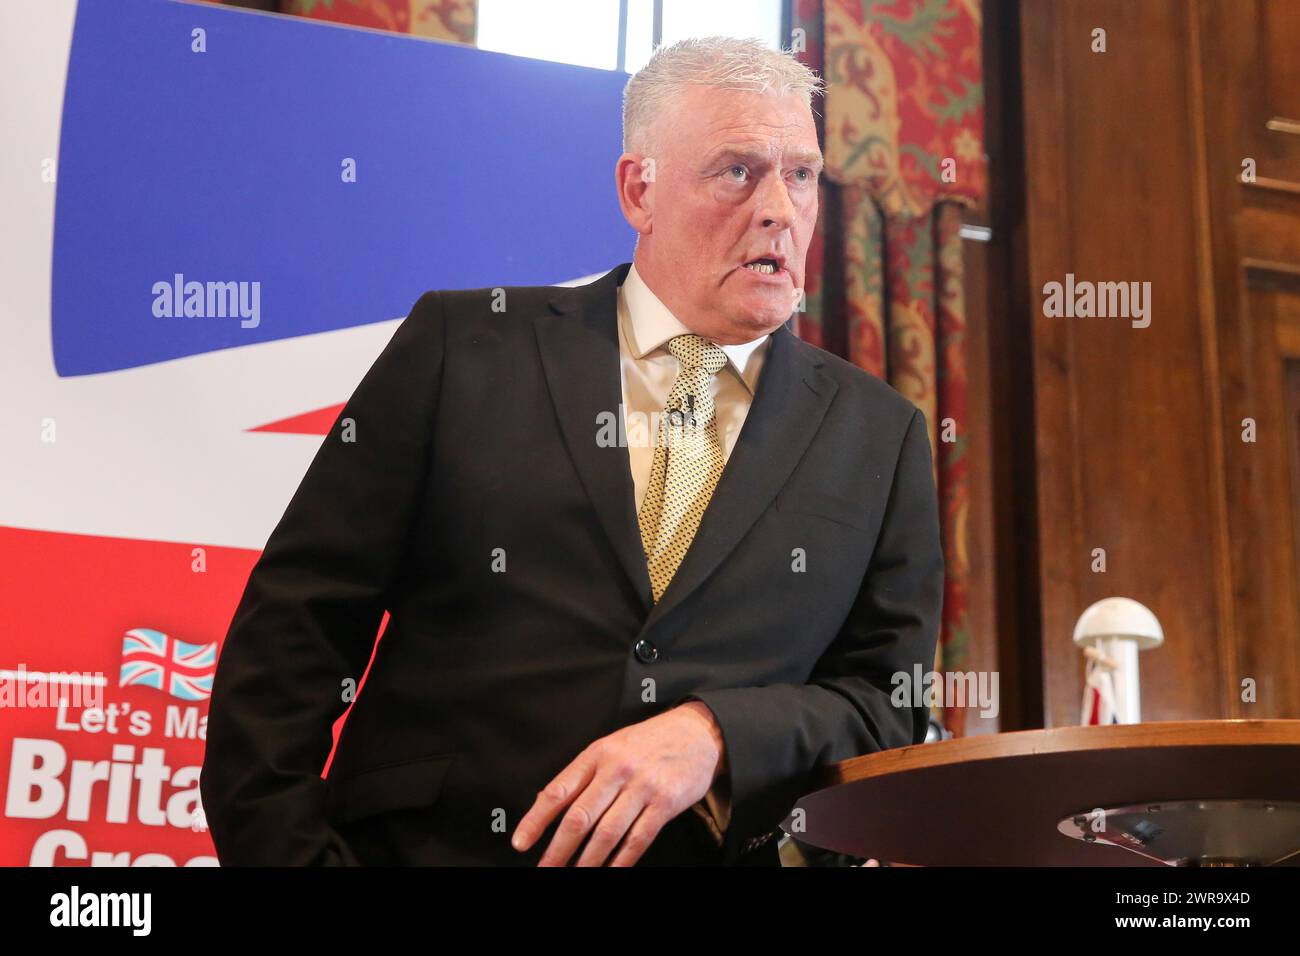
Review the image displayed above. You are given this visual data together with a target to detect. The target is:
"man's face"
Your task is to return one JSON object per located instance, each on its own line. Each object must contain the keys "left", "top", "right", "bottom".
{"left": 620, "top": 85, "right": 822, "bottom": 345}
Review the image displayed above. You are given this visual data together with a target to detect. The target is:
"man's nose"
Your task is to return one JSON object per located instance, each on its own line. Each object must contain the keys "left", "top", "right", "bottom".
{"left": 756, "top": 174, "right": 796, "bottom": 231}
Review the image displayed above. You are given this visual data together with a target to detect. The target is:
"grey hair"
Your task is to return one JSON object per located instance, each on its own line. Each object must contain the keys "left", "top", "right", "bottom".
{"left": 622, "top": 36, "right": 825, "bottom": 154}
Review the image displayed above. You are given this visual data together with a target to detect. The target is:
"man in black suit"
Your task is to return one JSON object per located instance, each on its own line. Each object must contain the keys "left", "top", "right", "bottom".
{"left": 200, "top": 36, "right": 943, "bottom": 867}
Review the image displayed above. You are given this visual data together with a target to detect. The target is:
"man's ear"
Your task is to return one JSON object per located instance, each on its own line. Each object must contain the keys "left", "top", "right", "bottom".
{"left": 615, "top": 153, "right": 653, "bottom": 235}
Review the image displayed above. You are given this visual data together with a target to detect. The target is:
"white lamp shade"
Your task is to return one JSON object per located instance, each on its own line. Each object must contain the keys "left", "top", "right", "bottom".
{"left": 1072, "top": 597, "right": 1164, "bottom": 650}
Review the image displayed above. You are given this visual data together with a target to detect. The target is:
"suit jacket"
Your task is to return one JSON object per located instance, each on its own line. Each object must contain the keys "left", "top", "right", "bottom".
{"left": 199, "top": 261, "right": 944, "bottom": 866}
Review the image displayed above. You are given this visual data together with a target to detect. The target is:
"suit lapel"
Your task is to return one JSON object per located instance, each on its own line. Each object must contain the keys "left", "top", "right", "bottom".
{"left": 535, "top": 262, "right": 654, "bottom": 613}
{"left": 640, "top": 322, "right": 839, "bottom": 639}
{"left": 534, "top": 262, "right": 841, "bottom": 632}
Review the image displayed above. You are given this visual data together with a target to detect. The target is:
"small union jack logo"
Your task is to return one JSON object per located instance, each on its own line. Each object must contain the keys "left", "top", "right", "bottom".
{"left": 119, "top": 628, "right": 216, "bottom": 701}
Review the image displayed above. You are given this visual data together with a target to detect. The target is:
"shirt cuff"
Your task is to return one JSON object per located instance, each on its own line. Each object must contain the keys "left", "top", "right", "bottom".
{"left": 691, "top": 777, "right": 732, "bottom": 845}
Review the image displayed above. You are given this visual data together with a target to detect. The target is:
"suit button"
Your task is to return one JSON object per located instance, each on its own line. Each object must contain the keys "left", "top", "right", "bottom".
{"left": 634, "top": 639, "right": 659, "bottom": 664}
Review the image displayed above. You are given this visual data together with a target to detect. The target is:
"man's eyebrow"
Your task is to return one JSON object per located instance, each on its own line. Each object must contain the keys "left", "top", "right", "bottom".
{"left": 706, "top": 145, "right": 824, "bottom": 171}
{"left": 791, "top": 150, "right": 825, "bottom": 171}
{"left": 705, "top": 146, "right": 767, "bottom": 167}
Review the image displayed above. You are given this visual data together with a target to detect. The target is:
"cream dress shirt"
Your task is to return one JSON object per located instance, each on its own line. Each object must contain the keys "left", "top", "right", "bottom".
{"left": 615, "top": 262, "right": 772, "bottom": 845}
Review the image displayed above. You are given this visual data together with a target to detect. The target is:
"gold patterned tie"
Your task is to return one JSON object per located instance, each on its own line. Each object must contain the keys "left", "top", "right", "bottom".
{"left": 638, "top": 333, "right": 730, "bottom": 603}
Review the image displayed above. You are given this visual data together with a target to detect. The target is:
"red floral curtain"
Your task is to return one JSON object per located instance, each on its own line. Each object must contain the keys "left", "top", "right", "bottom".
{"left": 793, "top": 0, "right": 985, "bottom": 736}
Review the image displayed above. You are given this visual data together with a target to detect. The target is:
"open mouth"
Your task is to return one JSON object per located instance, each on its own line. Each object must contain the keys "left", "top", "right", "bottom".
{"left": 741, "top": 257, "right": 784, "bottom": 276}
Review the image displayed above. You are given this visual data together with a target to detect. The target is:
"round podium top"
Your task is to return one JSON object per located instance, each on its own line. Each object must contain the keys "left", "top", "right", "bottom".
{"left": 788, "top": 720, "right": 1300, "bottom": 866}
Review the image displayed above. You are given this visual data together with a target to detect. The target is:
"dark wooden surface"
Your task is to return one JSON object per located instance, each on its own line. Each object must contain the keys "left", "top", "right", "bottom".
{"left": 789, "top": 720, "right": 1300, "bottom": 866}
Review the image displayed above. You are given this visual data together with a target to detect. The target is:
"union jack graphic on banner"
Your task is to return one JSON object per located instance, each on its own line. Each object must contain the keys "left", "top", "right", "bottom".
{"left": 119, "top": 628, "right": 216, "bottom": 701}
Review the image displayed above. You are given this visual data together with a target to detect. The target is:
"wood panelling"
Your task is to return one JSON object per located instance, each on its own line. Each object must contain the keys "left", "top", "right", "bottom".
{"left": 960, "top": 233, "right": 1000, "bottom": 735}
{"left": 961, "top": 0, "right": 1039, "bottom": 733}
{"left": 1020, "top": 0, "right": 1229, "bottom": 726}
{"left": 1011, "top": 0, "right": 1300, "bottom": 726}
{"left": 1196, "top": 0, "right": 1300, "bottom": 718}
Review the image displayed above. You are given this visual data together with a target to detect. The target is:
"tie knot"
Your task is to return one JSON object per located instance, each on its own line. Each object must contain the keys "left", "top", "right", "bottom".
{"left": 666, "top": 334, "right": 728, "bottom": 376}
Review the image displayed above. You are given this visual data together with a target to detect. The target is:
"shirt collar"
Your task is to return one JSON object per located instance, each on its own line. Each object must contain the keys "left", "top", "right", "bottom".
{"left": 618, "top": 262, "right": 770, "bottom": 393}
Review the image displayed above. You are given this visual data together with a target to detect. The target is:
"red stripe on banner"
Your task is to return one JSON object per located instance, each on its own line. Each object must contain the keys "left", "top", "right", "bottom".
{"left": 246, "top": 404, "right": 345, "bottom": 435}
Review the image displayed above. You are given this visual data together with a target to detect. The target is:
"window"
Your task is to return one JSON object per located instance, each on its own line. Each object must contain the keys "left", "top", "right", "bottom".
{"left": 477, "top": 0, "right": 789, "bottom": 73}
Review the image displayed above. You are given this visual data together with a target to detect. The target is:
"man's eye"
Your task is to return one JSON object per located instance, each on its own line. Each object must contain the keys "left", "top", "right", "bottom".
{"left": 791, "top": 167, "right": 815, "bottom": 183}
{"left": 723, "top": 164, "right": 748, "bottom": 182}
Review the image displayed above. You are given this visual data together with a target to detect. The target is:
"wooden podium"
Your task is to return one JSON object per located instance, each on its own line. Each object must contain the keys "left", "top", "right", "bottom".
{"left": 787, "top": 720, "right": 1300, "bottom": 866}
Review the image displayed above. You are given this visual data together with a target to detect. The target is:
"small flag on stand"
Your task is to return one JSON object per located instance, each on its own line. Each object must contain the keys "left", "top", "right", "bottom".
{"left": 1080, "top": 644, "right": 1120, "bottom": 725}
